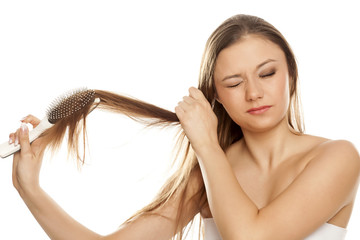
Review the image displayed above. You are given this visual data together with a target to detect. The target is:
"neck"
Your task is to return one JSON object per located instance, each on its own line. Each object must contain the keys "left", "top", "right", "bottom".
{"left": 241, "top": 118, "right": 299, "bottom": 171}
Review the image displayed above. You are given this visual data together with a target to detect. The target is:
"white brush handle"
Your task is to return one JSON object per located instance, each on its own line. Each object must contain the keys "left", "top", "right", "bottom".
{"left": 0, "top": 118, "right": 54, "bottom": 159}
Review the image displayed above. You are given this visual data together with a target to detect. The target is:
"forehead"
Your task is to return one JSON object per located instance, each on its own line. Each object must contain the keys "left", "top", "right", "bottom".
{"left": 214, "top": 35, "right": 286, "bottom": 80}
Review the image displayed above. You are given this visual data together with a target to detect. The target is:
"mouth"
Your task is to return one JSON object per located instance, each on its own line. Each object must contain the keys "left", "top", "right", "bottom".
{"left": 247, "top": 105, "right": 272, "bottom": 115}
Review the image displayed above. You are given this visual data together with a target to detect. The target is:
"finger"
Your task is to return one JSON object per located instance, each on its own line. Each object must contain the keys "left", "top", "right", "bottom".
{"left": 177, "top": 100, "right": 191, "bottom": 112}
{"left": 8, "top": 133, "right": 15, "bottom": 144}
{"left": 183, "top": 96, "right": 195, "bottom": 104}
{"left": 18, "top": 123, "right": 32, "bottom": 156}
{"left": 14, "top": 129, "right": 20, "bottom": 146}
{"left": 174, "top": 105, "right": 185, "bottom": 119}
{"left": 21, "top": 115, "right": 41, "bottom": 128}
{"left": 188, "top": 87, "right": 206, "bottom": 100}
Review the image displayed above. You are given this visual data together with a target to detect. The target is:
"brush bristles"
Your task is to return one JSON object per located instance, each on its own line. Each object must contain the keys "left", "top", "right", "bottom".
{"left": 46, "top": 88, "right": 95, "bottom": 124}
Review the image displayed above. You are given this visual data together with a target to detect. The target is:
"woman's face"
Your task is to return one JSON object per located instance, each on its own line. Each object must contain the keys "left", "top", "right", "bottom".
{"left": 214, "top": 35, "right": 290, "bottom": 133}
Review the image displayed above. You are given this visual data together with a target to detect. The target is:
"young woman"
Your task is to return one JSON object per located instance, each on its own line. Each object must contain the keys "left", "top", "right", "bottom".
{"left": 9, "top": 14, "right": 360, "bottom": 240}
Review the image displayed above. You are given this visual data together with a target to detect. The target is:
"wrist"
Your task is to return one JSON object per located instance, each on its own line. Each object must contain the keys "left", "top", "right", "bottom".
{"left": 194, "top": 140, "right": 223, "bottom": 159}
{"left": 17, "top": 183, "right": 42, "bottom": 200}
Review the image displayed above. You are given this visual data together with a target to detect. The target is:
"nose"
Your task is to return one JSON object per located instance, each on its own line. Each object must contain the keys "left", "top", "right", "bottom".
{"left": 245, "top": 79, "right": 264, "bottom": 102}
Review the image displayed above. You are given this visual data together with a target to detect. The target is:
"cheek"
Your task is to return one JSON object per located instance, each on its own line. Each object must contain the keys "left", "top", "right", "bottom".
{"left": 215, "top": 88, "right": 246, "bottom": 123}
{"left": 215, "top": 86, "right": 243, "bottom": 109}
{"left": 273, "top": 74, "right": 290, "bottom": 112}
{"left": 214, "top": 84, "right": 229, "bottom": 104}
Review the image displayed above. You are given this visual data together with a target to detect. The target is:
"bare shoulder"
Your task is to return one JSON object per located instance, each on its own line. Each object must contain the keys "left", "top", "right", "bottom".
{"left": 311, "top": 138, "right": 360, "bottom": 164}
{"left": 297, "top": 134, "right": 360, "bottom": 172}
{"left": 307, "top": 138, "right": 360, "bottom": 197}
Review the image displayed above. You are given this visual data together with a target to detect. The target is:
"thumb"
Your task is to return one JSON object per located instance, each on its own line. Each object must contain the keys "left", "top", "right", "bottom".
{"left": 19, "top": 123, "right": 31, "bottom": 155}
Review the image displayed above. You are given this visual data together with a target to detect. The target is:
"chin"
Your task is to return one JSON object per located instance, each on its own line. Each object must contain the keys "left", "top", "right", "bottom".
{"left": 244, "top": 125, "right": 275, "bottom": 133}
{"left": 238, "top": 115, "right": 287, "bottom": 133}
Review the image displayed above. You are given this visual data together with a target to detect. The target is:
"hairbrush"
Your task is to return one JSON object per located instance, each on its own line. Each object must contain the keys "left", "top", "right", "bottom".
{"left": 0, "top": 88, "right": 96, "bottom": 158}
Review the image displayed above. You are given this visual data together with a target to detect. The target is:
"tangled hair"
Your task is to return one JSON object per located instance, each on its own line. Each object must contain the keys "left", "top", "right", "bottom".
{"left": 41, "top": 14, "right": 304, "bottom": 239}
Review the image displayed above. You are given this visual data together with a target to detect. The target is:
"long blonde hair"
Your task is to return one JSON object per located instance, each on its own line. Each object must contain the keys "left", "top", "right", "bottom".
{"left": 41, "top": 14, "right": 304, "bottom": 239}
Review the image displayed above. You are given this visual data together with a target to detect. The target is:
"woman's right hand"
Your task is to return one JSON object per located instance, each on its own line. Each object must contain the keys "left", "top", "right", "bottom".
{"left": 10, "top": 115, "right": 46, "bottom": 195}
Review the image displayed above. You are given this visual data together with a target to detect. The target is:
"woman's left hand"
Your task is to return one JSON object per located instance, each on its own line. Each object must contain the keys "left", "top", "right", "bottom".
{"left": 175, "top": 87, "right": 219, "bottom": 153}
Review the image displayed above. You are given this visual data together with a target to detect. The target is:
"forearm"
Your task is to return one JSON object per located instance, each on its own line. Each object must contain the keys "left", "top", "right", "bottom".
{"left": 19, "top": 186, "right": 101, "bottom": 240}
{"left": 196, "top": 145, "right": 259, "bottom": 240}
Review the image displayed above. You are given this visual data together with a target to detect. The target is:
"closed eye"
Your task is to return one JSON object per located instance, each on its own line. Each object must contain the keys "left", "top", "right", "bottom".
{"left": 228, "top": 82, "right": 243, "bottom": 88}
{"left": 260, "top": 71, "right": 275, "bottom": 78}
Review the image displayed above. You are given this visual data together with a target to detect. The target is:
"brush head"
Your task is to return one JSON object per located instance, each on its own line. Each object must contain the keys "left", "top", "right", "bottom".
{"left": 46, "top": 88, "right": 96, "bottom": 124}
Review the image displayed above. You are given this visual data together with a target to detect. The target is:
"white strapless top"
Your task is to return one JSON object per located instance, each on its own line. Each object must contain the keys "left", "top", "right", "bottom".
{"left": 203, "top": 218, "right": 347, "bottom": 240}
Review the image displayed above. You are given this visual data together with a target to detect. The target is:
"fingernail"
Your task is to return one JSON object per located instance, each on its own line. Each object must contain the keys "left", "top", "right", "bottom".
{"left": 15, "top": 138, "right": 19, "bottom": 146}
{"left": 21, "top": 123, "right": 28, "bottom": 133}
{"left": 9, "top": 137, "right": 13, "bottom": 144}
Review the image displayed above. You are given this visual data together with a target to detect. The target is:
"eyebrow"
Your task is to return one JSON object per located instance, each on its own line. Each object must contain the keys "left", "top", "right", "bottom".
{"left": 221, "top": 58, "right": 277, "bottom": 82}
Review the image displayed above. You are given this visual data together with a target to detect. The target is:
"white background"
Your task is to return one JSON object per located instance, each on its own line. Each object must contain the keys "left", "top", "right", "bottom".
{"left": 0, "top": 0, "right": 359, "bottom": 239}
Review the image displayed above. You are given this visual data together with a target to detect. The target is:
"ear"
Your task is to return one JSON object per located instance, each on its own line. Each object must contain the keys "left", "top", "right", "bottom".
{"left": 211, "top": 96, "right": 222, "bottom": 109}
{"left": 214, "top": 92, "right": 222, "bottom": 105}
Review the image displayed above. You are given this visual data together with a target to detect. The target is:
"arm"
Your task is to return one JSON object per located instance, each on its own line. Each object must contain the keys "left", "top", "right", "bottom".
{"left": 11, "top": 115, "right": 203, "bottom": 240}
{"left": 196, "top": 140, "right": 360, "bottom": 240}
{"left": 175, "top": 87, "right": 360, "bottom": 240}
{"left": 19, "top": 177, "right": 201, "bottom": 240}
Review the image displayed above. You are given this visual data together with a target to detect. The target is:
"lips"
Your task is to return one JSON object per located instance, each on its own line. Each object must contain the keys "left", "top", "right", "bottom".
{"left": 247, "top": 105, "right": 272, "bottom": 114}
